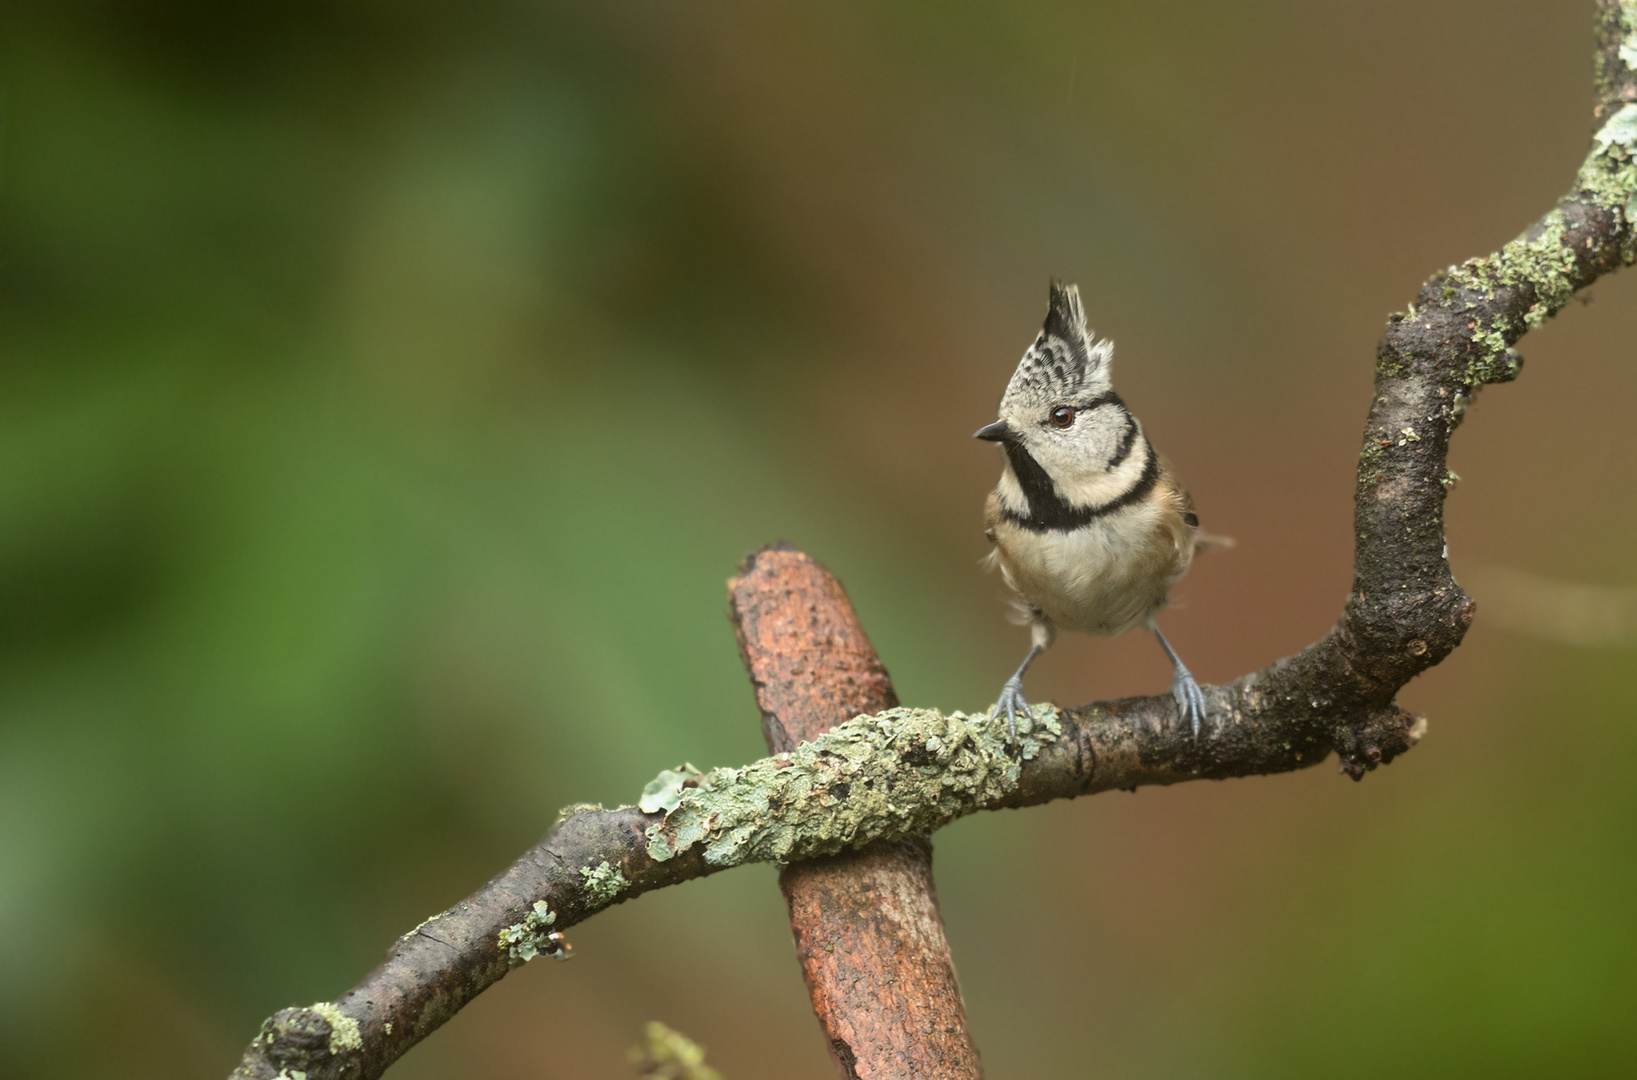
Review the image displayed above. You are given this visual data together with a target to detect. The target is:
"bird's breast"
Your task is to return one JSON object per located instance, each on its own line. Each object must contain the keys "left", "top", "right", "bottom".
{"left": 987, "top": 496, "right": 1191, "bottom": 637}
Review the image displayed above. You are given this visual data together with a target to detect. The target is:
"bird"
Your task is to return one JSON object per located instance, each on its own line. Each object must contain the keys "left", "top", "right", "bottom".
{"left": 976, "top": 281, "right": 1222, "bottom": 739}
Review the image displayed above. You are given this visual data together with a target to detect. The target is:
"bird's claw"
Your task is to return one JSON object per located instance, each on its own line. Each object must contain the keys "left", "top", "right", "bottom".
{"left": 1170, "top": 667, "right": 1208, "bottom": 739}
{"left": 991, "top": 677, "right": 1030, "bottom": 740}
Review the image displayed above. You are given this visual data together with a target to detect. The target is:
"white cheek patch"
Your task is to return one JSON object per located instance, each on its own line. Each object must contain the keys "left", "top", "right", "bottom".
{"left": 996, "top": 467, "right": 1028, "bottom": 514}
{"left": 1052, "top": 432, "right": 1150, "bottom": 509}
{"left": 1073, "top": 405, "right": 1130, "bottom": 468}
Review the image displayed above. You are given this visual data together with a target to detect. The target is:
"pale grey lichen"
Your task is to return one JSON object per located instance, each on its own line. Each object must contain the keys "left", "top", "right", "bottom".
{"left": 579, "top": 860, "right": 630, "bottom": 906}
{"left": 1596, "top": 103, "right": 1637, "bottom": 153}
{"left": 498, "top": 900, "right": 568, "bottom": 966}
{"left": 1436, "top": 101, "right": 1637, "bottom": 377}
{"left": 307, "top": 1001, "right": 362, "bottom": 1056}
{"left": 639, "top": 764, "right": 703, "bottom": 815}
{"left": 1577, "top": 104, "right": 1637, "bottom": 224}
{"left": 645, "top": 705, "right": 1060, "bottom": 868}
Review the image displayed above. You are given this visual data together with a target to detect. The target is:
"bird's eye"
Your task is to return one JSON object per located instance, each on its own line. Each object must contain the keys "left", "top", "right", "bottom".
{"left": 1049, "top": 406, "right": 1076, "bottom": 428}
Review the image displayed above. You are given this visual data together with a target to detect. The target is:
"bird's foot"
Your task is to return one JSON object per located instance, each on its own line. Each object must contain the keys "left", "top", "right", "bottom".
{"left": 1170, "top": 666, "right": 1208, "bottom": 739}
{"left": 991, "top": 677, "right": 1030, "bottom": 740}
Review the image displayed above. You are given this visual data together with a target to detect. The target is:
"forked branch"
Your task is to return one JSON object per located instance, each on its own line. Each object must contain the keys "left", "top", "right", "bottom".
{"left": 229, "top": 6, "right": 1637, "bottom": 1077}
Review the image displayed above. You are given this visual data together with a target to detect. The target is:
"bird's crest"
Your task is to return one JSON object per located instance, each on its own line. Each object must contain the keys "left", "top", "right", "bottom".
{"left": 1001, "top": 281, "right": 1114, "bottom": 409}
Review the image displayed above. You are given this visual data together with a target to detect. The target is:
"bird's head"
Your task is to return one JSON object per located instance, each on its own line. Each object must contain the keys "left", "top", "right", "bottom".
{"left": 975, "top": 281, "right": 1133, "bottom": 485}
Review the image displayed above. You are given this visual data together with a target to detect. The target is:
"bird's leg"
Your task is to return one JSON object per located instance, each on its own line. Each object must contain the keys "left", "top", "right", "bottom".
{"left": 992, "top": 618, "right": 1053, "bottom": 739}
{"left": 1151, "top": 623, "right": 1207, "bottom": 739}
{"left": 991, "top": 643, "right": 1043, "bottom": 739}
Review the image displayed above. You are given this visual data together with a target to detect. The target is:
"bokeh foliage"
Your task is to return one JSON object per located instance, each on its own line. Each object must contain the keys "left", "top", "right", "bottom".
{"left": 1, "top": 1, "right": 1633, "bottom": 1077}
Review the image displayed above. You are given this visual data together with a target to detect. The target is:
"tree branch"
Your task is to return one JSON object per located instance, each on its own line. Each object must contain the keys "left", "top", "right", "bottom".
{"left": 227, "top": 7, "right": 1637, "bottom": 1078}
{"left": 730, "top": 545, "right": 982, "bottom": 1079}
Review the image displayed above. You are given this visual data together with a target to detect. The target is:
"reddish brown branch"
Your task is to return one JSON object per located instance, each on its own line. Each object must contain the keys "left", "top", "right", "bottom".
{"left": 730, "top": 545, "right": 982, "bottom": 1079}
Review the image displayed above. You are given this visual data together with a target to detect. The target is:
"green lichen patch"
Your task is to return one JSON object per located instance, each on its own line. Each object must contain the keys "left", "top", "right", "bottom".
{"left": 639, "top": 764, "right": 703, "bottom": 815}
{"left": 645, "top": 705, "right": 1061, "bottom": 868}
{"left": 1576, "top": 107, "right": 1637, "bottom": 223}
{"left": 498, "top": 900, "right": 569, "bottom": 966}
{"left": 307, "top": 1001, "right": 362, "bottom": 1056}
{"left": 629, "top": 1021, "right": 722, "bottom": 1080}
{"left": 1469, "top": 322, "right": 1508, "bottom": 357}
{"left": 1577, "top": 150, "right": 1637, "bottom": 215}
{"left": 579, "top": 860, "right": 630, "bottom": 906}
{"left": 1444, "top": 210, "right": 1578, "bottom": 325}
{"left": 1374, "top": 352, "right": 1408, "bottom": 380}
{"left": 1358, "top": 430, "right": 1389, "bottom": 480}
{"left": 1466, "top": 339, "right": 1523, "bottom": 385}
{"left": 1596, "top": 103, "right": 1637, "bottom": 154}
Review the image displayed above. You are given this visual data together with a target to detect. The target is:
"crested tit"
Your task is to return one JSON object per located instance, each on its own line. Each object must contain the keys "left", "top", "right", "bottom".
{"left": 977, "top": 282, "right": 1221, "bottom": 738}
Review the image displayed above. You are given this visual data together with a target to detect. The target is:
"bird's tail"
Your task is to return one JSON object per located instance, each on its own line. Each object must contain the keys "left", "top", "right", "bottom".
{"left": 1193, "top": 531, "right": 1235, "bottom": 554}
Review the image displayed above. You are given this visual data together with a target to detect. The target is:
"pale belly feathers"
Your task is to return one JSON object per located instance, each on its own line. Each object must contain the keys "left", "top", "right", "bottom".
{"left": 988, "top": 497, "right": 1192, "bottom": 637}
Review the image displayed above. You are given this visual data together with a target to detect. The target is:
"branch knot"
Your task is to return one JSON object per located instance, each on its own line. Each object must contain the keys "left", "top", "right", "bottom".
{"left": 235, "top": 1004, "right": 362, "bottom": 1080}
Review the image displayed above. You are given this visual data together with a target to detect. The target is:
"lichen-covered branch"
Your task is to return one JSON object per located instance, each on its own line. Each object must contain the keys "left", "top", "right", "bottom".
{"left": 226, "top": 8, "right": 1637, "bottom": 1079}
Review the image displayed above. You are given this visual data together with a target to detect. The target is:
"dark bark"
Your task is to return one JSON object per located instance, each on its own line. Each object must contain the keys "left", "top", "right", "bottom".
{"left": 228, "top": 8, "right": 1637, "bottom": 1078}
{"left": 730, "top": 545, "right": 982, "bottom": 1079}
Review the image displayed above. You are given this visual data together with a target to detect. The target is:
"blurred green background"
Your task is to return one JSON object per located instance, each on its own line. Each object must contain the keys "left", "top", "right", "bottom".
{"left": 3, "top": 1, "right": 1634, "bottom": 1077}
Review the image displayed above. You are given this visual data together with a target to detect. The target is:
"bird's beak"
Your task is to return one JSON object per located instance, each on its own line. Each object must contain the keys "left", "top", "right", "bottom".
{"left": 974, "top": 420, "right": 1013, "bottom": 442}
